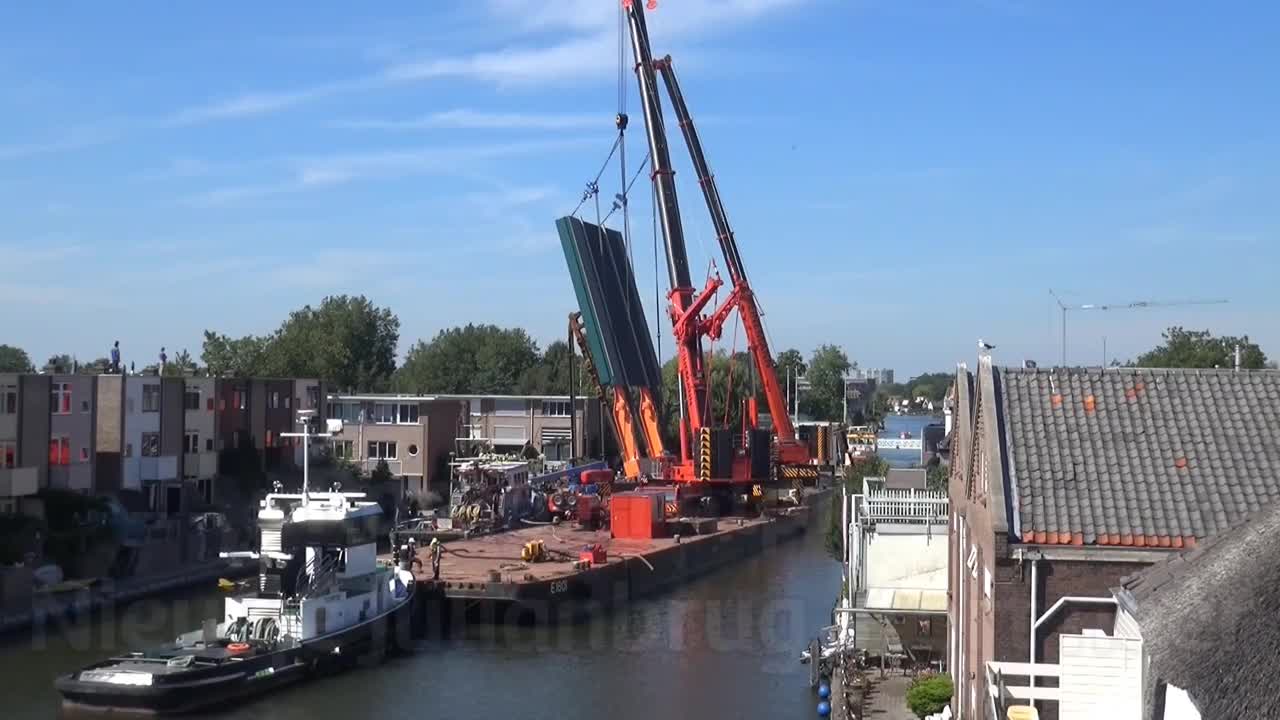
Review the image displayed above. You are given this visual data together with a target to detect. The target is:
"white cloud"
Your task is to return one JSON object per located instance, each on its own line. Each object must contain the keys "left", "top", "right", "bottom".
{"left": 334, "top": 108, "right": 605, "bottom": 131}
{"left": 165, "top": 0, "right": 812, "bottom": 125}
{"left": 0, "top": 244, "right": 85, "bottom": 272}
{"left": 185, "top": 137, "right": 595, "bottom": 207}
{"left": 0, "top": 126, "right": 118, "bottom": 160}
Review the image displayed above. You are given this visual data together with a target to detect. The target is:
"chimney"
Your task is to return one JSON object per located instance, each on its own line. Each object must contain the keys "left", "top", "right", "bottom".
{"left": 1234, "top": 344, "right": 1242, "bottom": 371}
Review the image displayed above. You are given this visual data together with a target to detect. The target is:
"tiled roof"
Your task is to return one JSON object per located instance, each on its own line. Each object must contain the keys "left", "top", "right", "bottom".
{"left": 996, "top": 367, "right": 1280, "bottom": 546}
{"left": 1113, "top": 500, "right": 1280, "bottom": 718}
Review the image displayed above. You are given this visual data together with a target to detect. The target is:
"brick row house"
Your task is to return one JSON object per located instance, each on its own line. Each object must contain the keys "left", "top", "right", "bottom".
{"left": 0, "top": 374, "right": 324, "bottom": 515}
{"left": 948, "top": 357, "right": 1280, "bottom": 719}
{"left": 325, "top": 393, "right": 604, "bottom": 500}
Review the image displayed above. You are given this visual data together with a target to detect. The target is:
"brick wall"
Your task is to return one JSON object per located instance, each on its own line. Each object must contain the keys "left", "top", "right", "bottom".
{"left": 993, "top": 554, "right": 1154, "bottom": 720}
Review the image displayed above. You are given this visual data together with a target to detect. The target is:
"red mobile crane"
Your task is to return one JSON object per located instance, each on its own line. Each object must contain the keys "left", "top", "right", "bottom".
{"left": 623, "top": 1, "right": 815, "bottom": 491}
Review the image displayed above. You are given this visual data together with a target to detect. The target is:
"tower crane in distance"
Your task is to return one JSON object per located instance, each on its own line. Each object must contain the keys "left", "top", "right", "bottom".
{"left": 1049, "top": 290, "right": 1228, "bottom": 366}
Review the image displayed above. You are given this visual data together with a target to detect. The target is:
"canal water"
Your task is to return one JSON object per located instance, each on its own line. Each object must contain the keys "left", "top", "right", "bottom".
{"left": 877, "top": 414, "right": 943, "bottom": 468}
{"left": 6, "top": 499, "right": 844, "bottom": 720}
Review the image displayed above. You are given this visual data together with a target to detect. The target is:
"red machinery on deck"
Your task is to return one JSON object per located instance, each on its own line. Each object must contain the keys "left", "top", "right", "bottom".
{"left": 622, "top": 0, "right": 817, "bottom": 497}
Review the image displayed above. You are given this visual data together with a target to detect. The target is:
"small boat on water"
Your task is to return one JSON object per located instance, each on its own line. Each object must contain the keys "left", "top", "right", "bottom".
{"left": 900, "top": 431, "right": 913, "bottom": 439}
{"left": 56, "top": 411, "right": 415, "bottom": 715}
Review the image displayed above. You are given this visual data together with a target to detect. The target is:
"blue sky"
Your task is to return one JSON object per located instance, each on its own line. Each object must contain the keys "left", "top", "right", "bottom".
{"left": 2, "top": 0, "right": 1277, "bottom": 378}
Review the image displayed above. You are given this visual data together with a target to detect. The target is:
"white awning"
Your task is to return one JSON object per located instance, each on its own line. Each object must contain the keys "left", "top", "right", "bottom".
{"left": 541, "top": 428, "right": 571, "bottom": 442}
{"left": 862, "top": 587, "right": 949, "bottom": 613}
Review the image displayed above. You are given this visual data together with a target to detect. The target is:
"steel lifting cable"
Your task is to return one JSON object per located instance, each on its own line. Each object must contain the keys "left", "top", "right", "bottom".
{"left": 569, "top": 135, "right": 621, "bottom": 219}
{"left": 600, "top": 151, "right": 649, "bottom": 226}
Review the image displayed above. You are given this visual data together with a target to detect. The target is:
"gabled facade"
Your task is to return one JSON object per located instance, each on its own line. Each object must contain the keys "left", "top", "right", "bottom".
{"left": 948, "top": 361, "right": 1280, "bottom": 720}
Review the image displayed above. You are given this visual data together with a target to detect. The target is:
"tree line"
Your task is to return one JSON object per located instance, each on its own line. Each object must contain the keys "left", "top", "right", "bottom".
{"left": 2, "top": 297, "right": 1270, "bottom": 414}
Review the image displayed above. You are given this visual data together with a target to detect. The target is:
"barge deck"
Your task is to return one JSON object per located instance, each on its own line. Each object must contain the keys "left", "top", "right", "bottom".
{"left": 398, "top": 489, "right": 830, "bottom": 626}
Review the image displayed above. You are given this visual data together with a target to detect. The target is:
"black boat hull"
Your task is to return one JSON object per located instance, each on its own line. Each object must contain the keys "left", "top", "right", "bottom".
{"left": 56, "top": 594, "right": 414, "bottom": 715}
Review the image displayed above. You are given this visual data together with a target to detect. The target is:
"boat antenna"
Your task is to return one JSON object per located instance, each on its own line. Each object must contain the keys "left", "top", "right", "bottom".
{"left": 282, "top": 410, "right": 331, "bottom": 507}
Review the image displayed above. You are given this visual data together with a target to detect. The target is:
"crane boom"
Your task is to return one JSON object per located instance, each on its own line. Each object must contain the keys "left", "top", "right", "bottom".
{"left": 625, "top": 1, "right": 708, "bottom": 457}
{"left": 624, "top": 0, "right": 814, "bottom": 484}
{"left": 654, "top": 55, "right": 803, "bottom": 457}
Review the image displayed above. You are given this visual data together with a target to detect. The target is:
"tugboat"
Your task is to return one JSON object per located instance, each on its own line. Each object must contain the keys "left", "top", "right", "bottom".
{"left": 56, "top": 411, "right": 416, "bottom": 714}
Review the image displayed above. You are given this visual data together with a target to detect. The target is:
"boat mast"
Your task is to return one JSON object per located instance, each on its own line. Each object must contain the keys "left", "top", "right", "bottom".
{"left": 282, "top": 410, "right": 331, "bottom": 506}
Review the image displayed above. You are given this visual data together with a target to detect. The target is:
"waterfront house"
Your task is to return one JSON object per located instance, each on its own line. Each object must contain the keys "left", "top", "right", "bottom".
{"left": 948, "top": 358, "right": 1280, "bottom": 720}
{"left": 1112, "top": 499, "right": 1280, "bottom": 720}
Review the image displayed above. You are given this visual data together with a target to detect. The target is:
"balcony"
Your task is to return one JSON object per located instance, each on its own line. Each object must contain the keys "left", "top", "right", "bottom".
{"left": 140, "top": 456, "right": 179, "bottom": 482}
{"left": 48, "top": 464, "right": 93, "bottom": 492}
{"left": 183, "top": 452, "right": 218, "bottom": 479}
{"left": 0, "top": 467, "right": 37, "bottom": 497}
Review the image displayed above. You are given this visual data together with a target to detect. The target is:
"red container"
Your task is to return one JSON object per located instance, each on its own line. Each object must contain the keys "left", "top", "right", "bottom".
{"left": 579, "top": 469, "right": 613, "bottom": 486}
{"left": 611, "top": 493, "right": 664, "bottom": 539}
{"left": 579, "top": 543, "right": 607, "bottom": 565}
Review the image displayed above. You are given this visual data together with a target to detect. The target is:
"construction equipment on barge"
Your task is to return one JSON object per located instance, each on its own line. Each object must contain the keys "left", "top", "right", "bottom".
{"left": 557, "top": 0, "right": 818, "bottom": 516}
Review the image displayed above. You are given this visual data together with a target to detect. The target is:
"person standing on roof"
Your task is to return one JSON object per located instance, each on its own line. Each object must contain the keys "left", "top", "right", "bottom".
{"left": 159, "top": 347, "right": 167, "bottom": 375}
{"left": 110, "top": 341, "right": 120, "bottom": 374}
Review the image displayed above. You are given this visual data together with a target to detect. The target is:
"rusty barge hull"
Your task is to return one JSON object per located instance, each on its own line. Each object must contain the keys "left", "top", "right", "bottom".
{"left": 406, "top": 497, "right": 825, "bottom": 626}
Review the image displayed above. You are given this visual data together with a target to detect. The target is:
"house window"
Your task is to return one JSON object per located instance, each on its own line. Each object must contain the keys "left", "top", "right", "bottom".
{"left": 49, "top": 436, "right": 71, "bottom": 466}
{"left": 372, "top": 403, "right": 396, "bottom": 424}
{"left": 0, "top": 385, "right": 15, "bottom": 415}
{"left": 142, "top": 384, "right": 161, "bottom": 413}
{"left": 184, "top": 388, "right": 201, "bottom": 410}
{"left": 51, "top": 383, "right": 72, "bottom": 415}
{"left": 270, "top": 391, "right": 280, "bottom": 409}
{"left": 125, "top": 443, "right": 133, "bottom": 458}
{"left": 205, "top": 438, "right": 214, "bottom": 452}
{"left": 184, "top": 432, "right": 200, "bottom": 454}
{"left": 407, "top": 444, "right": 419, "bottom": 457}
{"left": 206, "top": 397, "right": 215, "bottom": 411}
{"left": 198, "top": 478, "right": 213, "bottom": 504}
{"left": 541, "top": 400, "right": 571, "bottom": 417}
{"left": 265, "top": 430, "right": 274, "bottom": 448}
{"left": 398, "top": 404, "right": 419, "bottom": 424}
{"left": 0, "top": 441, "right": 15, "bottom": 469}
{"left": 233, "top": 389, "right": 246, "bottom": 411}
{"left": 367, "top": 441, "right": 397, "bottom": 459}
{"left": 306, "top": 386, "right": 321, "bottom": 410}
{"left": 329, "top": 440, "right": 353, "bottom": 459}
{"left": 81, "top": 399, "right": 90, "bottom": 413}
{"left": 141, "top": 432, "right": 160, "bottom": 458}
{"left": 493, "top": 398, "right": 525, "bottom": 417}
{"left": 80, "top": 447, "right": 89, "bottom": 462}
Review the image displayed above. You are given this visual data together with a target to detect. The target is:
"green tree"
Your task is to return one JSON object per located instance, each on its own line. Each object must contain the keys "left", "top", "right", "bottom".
{"left": 775, "top": 348, "right": 805, "bottom": 387}
{"left": 906, "top": 673, "right": 953, "bottom": 718}
{"left": 828, "top": 455, "right": 888, "bottom": 558}
{"left": 161, "top": 349, "right": 198, "bottom": 377}
{"left": 42, "top": 354, "right": 75, "bottom": 374}
{"left": 370, "top": 458, "right": 393, "bottom": 485}
{"left": 1132, "top": 326, "right": 1268, "bottom": 369}
{"left": 926, "top": 463, "right": 948, "bottom": 492}
{"left": 517, "top": 340, "right": 587, "bottom": 395}
{"left": 201, "top": 331, "right": 277, "bottom": 378}
{"left": 82, "top": 358, "right": 112, "bottom": 375}
{"left": 202, "top": 295, "right": 398, "bottom": 390}
{"left": 270, "top": 295, "right": 399, "bottom": 391}
{"left": 658, "top": 350, "right": 759, "bottom": 445}
{"left": 800, "top": 344, "right": 852, "bottom": 421}
{"left": 0, "top": 345, "right": 34, "bottom": 373}
{"left": 395, "top": 324, "right": 539, "bottom": 394}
